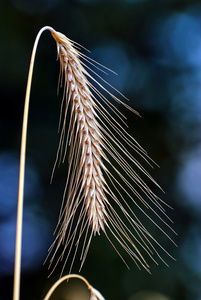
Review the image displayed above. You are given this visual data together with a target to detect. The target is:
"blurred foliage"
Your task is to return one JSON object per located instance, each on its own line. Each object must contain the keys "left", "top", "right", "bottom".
{"left": 0, "top": 0, "right": 201, "bottom": 300}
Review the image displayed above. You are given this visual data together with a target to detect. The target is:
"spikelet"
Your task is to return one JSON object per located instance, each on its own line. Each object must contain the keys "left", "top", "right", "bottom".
{"left": 47, "top": 29, "right": 176, "bottom": 275}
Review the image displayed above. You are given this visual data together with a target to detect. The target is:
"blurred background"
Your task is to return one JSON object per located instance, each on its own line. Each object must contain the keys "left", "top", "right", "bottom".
{"left": 0, "top": 0, "right": 201, "bottom": 299}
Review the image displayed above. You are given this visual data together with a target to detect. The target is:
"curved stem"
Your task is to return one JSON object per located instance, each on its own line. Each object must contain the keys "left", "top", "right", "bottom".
{"left": 43, "top": 274, "right": 91, "bottom": 300}
{"left": 13, "top": 25, "right": 55, "bottom": 300}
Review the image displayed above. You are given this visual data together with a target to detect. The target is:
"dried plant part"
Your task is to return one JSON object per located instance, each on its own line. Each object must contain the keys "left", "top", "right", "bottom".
{"left": 89, "top": 287, "right": 105, "bottom": 300}
{"left": 46, "top": 28, "right": 176, "bottom": 275}
{"left": 43, "top": 274, "right": 105, "bottom": 300}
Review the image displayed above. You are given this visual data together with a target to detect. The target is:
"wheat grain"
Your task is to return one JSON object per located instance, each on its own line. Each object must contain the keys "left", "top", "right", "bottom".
{"left": 47, "top": 28, "right": 176, "bottom": 275}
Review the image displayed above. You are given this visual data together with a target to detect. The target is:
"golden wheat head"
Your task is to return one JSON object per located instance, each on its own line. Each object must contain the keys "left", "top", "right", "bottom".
{"left": 46, "top": 28, "right": 176, "bottom": 275}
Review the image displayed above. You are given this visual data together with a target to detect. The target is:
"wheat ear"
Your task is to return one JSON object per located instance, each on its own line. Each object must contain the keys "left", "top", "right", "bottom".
{"left": 14, "top": 25, "right": 176, "bottom": 300}
{"left": 46, "top": 30, "right": 176, "bottom": 275}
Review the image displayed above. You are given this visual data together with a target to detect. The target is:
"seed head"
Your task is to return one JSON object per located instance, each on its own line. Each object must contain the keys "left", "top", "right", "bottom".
{"left": 46, "top": 28, "right": 176, "bottom": 275}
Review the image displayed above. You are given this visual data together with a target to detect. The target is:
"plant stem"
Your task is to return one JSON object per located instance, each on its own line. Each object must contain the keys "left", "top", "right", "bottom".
{"left": 13, "top": 25, "right": 55, "bottom": 300}
{"left": 43, "top": 274, "right": 91, "bottom": 300}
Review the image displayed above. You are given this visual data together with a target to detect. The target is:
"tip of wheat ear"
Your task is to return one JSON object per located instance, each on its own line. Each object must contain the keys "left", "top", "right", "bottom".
{"left": 46, "top": 28, "right": 176, "bottom": 275}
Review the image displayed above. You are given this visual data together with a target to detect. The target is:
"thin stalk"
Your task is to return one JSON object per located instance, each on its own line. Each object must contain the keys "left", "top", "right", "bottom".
{"left": 43, "top": 274, "right": 91, "bottom": 300}
{"left": 13, "top": 26, "right": 54, "bottom": 300}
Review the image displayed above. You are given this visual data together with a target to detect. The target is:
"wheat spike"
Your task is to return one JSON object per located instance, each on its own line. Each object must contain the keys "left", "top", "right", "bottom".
{"left": 46, "top": 29, "right": 176, "bottom": 275}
